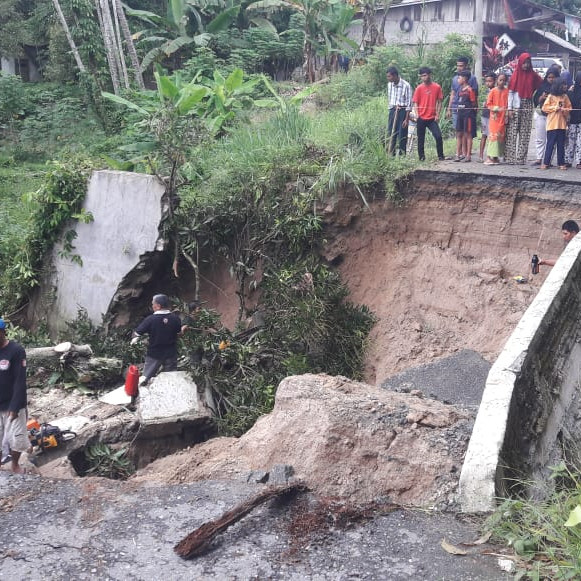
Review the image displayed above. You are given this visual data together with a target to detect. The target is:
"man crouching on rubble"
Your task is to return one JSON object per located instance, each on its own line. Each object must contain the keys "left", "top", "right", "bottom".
{"left": 0, "top": 318, "right": 29, "bottom": 474}
{"left": 131, "top": 294, "right": 182, "bottom": 385}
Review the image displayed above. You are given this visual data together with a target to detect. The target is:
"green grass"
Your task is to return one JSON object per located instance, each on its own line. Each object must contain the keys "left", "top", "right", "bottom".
{"left": 0, "top": 164, "right": 43, "bottom": 249}
{"left": 486, "top": 464, "right": 581, "bottom": 580}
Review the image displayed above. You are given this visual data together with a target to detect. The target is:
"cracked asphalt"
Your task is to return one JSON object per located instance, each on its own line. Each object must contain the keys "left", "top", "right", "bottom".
{"left": 0, "top": 471, "right": 510, "bottom": 580}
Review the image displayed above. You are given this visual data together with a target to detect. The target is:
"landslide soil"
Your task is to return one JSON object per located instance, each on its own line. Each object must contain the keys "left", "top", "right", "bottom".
{"left": 321, "top": 185, "right": 576, "bottom": 385}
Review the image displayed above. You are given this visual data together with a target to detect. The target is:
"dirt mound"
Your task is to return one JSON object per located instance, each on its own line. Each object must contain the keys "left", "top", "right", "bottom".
{"left": 133, "top": 374, "right": 472, "bottom": 507}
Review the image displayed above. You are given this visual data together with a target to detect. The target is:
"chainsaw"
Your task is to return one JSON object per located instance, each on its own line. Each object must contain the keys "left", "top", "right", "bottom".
{"left": 27, "top": 419, "right": 76, "bottom": 452}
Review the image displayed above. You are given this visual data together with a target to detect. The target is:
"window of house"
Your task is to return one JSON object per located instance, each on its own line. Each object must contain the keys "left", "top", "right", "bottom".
{"left": 413, "top": 5, "right": 422, "bottom": 21}
{"left": 434, "top": 3, "right": 442, "bottom": 20}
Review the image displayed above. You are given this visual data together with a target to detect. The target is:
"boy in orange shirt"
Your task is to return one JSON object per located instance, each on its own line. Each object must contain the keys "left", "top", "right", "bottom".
{"left": 412, "top": 67, "right": 446, "bottom": 162}
{"left": 541, "top": 78, "right": 572, "bottom": 169}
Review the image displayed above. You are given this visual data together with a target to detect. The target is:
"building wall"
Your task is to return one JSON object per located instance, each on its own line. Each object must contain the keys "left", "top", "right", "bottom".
{"left": 35, "top": 171, "right": 167, "bottom": 334}
{"left": 350, "top": 0, "right": 511, "bottom": 46}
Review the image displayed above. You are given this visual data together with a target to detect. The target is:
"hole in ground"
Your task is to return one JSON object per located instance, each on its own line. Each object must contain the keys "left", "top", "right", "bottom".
{"left": 69, "top": 417, "right": 217, "bottom": 478}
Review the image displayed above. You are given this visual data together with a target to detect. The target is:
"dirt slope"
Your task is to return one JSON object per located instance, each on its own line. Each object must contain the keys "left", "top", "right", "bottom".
{"left": 322, "top": 182, "right": 578, "bottom": 384}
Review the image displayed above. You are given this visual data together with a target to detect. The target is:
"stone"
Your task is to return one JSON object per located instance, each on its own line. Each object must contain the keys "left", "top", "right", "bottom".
{"left": 267, "top": 464, "right": 294, "bottom": 485}
{"left": 138, "top": 371, "right": 200, "bottom": 425}
{"left": 50, "top": 415, "right": 91, "bottom": 434}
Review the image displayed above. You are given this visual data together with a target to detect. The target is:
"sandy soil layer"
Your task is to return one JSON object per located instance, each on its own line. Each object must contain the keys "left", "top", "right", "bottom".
{"left": 322, "top": 183, "right": 581, "bottom": 385}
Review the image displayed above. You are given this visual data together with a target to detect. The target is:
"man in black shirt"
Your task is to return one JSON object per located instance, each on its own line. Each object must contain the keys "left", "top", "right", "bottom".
{"left": 132, "top": 294, "right": 182, "bottom": 385}
{"left": 0, "top": 318, "right": 29, "bottom": 474}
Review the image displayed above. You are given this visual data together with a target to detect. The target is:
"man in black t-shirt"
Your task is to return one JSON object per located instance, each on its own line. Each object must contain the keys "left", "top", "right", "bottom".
{"left": 132, "top": 294, "right": 182, "bottom": 385}
{"left": 0, "top": 318, "right": 29, "bottom": 474}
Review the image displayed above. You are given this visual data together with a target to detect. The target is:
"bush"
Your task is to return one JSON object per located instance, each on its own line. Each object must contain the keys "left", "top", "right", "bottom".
{"left": 486, "top": 463, "right": 581, "bottom": 579}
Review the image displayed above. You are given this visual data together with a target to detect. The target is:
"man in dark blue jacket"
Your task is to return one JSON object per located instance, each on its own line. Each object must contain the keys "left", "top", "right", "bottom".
{"left": 132, "top": 294, "right": 182, "bottom": 385}
{"left": 0, "top": 318, "right": 28, "bottom": 474}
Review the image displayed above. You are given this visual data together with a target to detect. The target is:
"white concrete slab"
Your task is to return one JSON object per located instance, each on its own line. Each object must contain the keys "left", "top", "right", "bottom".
{"left": 459, "top": 233, "right": 581, "bottom": 513}
{"left": 46, "top": 170, "right": 166, "bottom": 332}
{"left": 50, "top": 415, "right": 91, "bottom": 434}
{"left": 99, "top": 385, "right": 133, "bottom": 406}
{"left": 138, "top": 371, "right": 199, "bottom": 425}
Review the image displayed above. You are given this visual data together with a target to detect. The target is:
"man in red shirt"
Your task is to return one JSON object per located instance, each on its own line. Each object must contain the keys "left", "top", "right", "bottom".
{"left": 412, "top": 67, "right": 446, "bottom": 161}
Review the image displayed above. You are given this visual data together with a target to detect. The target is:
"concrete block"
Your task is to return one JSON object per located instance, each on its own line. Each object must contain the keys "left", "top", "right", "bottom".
{"left": 459, "top": 234, "right": 581, "bottom": 512}
{"left": 42, "top": 170, "right": 166, "bottom": 333}
{"left": 138, "top": 371, "right": 200, "bottom": 426}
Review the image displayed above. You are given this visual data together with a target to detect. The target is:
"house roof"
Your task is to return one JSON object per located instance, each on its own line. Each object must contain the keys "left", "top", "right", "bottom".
{"left": 533, "top": 28, "right": 581, "bottom": 56}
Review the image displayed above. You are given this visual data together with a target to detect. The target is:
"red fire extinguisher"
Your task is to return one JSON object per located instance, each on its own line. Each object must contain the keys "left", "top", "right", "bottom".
{"left": 125, "top": 365, "right": 139, "bottom": 397}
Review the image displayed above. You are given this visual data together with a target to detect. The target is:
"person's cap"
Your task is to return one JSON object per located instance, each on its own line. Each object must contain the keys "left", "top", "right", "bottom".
{"left": 0, "top": 319, "right": 7, "bottom": 330}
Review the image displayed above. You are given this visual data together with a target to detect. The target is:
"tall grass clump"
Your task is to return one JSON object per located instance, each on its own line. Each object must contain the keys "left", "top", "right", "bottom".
{"left": 174, "top": 105, "right": 382, "bottom": 435}
{"left": 310, "top": 97, "right": 419, "bottom": 199}
{"left": 486, "top": 463, "right": 581, "bottom": 579}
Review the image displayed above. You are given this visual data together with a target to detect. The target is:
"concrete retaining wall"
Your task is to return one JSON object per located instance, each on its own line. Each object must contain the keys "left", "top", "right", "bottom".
{"left": 40, "top": 171, "right": 167, "bottom": 334}
{"left": 459, "top": 233, "right": 581, "bottom": 512}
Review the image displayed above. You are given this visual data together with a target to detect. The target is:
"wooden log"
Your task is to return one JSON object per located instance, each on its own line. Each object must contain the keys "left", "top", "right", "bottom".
{"left": 73, "top": 357, "right": 123, "bottom": 385}
{"left": 174, "top": 483, "right": 306, "bottom": 559}
{"left": 27, "top": 343, "right": 93, "bottom": 364}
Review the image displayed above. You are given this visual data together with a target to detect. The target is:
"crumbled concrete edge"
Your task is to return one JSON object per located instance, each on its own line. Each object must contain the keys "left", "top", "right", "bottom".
{"left": 459, "top": 234, "right": 581, "bottom": 513}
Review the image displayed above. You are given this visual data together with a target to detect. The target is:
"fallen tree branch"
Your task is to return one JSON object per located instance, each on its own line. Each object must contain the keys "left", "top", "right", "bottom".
{"left": 174, "top": 483, "right": 306, "bottom": 559}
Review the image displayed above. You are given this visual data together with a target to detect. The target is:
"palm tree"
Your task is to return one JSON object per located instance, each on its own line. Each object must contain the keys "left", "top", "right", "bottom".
{"left": 51, "top": 0, "right": 87, "bottom": 73}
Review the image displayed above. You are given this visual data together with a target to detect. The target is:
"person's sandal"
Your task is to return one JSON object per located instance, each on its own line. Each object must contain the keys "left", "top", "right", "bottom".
{"left": 559, "top": 165, "right": 568, "bottom": 170}
{"left": 540, "top": 164, "right": 549, "bottom": 169}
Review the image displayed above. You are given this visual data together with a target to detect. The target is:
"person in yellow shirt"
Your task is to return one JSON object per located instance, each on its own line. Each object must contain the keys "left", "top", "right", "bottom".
{"left": 541, "top": 78, "right": 572, "bottom": 169}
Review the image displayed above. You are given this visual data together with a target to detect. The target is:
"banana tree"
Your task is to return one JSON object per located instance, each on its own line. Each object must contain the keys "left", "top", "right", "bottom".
{"left": 249, "top": 0, "right": 356, "bottom": 82}
{"left": 126, "top": 0, "right": 237, "bottom": 71}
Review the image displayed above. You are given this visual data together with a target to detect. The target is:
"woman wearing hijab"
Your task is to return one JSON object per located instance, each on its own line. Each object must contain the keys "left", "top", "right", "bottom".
{"left": 565, "top": 72, "right": 581, "bottom": 169}
{"left": 532, "top": 66, "right": 560, "bottom": 166}
{"left": 506, "top": 53, "right": 543, "bottom": 164}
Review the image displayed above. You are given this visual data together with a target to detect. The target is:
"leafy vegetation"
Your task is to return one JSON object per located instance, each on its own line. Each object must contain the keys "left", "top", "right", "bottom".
{"left": 84, "top": 442, "right": 135, "bottom": 479}
{"left": 0, "top": 18, "right": 475, "bottom": 436}
{"left": 0, "top": 158, "right": 92, "bottom": 314}
{"left": 486, "top": 463, "right": 581, "bottom": 579}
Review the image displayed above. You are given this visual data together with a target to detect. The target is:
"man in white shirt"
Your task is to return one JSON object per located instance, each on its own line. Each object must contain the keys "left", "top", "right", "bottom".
{"left": 386, "top": 66, "right": 412, "bottom": 156}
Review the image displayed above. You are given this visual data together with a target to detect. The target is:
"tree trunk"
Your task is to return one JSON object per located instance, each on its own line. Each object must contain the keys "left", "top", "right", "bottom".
{"left": 96, "top": 0, "right": 121, "bottom": 95}
{"left": 114, "top": 0, "right": 145, "bottom": 89}
{"left": 27, "top": 343, "right": 94, "bottom": 365}
{"left": 51, "top": 0, "right": 87, "bottom": 73}
{"left": 304, "top": 38, "right": 315, "bottom": 83}
{"left": 175, "top": 484, "right": 306, "bottom": 559}
{"left": 72, "top": 357, "right": 123, "bottom": 387}
{"left": 102, "top": 0, "right": 124, "bottom": 92}
{"left": 110, "top": 0, "right": 130, "bottom": 89}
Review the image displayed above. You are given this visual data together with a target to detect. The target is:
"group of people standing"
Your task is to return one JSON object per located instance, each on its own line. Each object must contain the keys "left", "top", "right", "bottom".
{"left": 386, "top": 53, "right": 581, "bottom": 169}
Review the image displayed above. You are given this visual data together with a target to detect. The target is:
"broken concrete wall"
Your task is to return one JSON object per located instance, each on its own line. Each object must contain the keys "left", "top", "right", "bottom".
{"left": 32, "top": 171, "right": 167, "bottom": 335}
{"left": 459, "top": 233, "right": 581, "bottom": 512}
